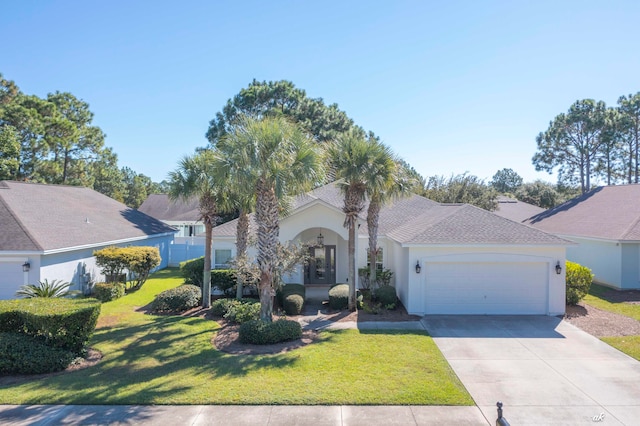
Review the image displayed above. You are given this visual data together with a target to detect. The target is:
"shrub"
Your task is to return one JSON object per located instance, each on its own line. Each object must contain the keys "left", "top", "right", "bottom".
{"left": 92, "top": 282, "right": 125, "bottom": 302}
{"left": 94, "top": 246, "right": 161, "bottom": 291}
{"left": 283, "top": 294, "right": 304, "bottom": 315}
{"left": 15, "top": 279, "right": 73, "bottom": 298}
{"left": 224, "top": 299, "right": 260, "bottom": 324}
{"left": 0, "top": 332, "right": 75, "bottom": 374}
{"left": 566, "top": 261, "right": 594, "bottom": 305}
{"left": 181, "top": 257, "right": 205, "bottom": 287}
{"left": 375, "top": 285, "right": 398, "bottom": 308}
{"left": 329, "top": 283, "right": 349, "bottom": 310}
{"left": 239, "top": 319, "right": 302, "bottom": 345}
{"left": 0, "top": 298, "right": 101, "bottom": 354}
{"left": 211, "top": 298, "right": 235, "bottom": 317}
{"left": 151, "top": 285, "right": 201, "bottom": 312}
{"left": 276, "top": 283, "right": 305, "bottom": 309}
{"left": 211, "top": 269, "right": 237, "bottom": 295}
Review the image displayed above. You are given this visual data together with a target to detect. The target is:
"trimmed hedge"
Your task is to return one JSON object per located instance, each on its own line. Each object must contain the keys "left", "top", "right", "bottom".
{"left": 92, "top": 282, "right": 126, "bottom": 302}
{"left": 239, "top": 319, "right": 302, "bottom": 345}
{"left": 0, "top": 332, "right": 75, "bottom": 374}
{"left": 181, "top": 257, "right": 206, "bottom": 287}
{"left": 211, "top": 298, "right": 260, "bottom": 323}
{"left": 277, "top": 284, "right": 306, "bottom": 315}
{"left": 0, "top": 298, "right": 101, "bottom": 354}
{"left": 211, "top": 269, "right": 236, "bottom": 295}
{"left": 566, "top": 261, "right": 594, "bottom": 305}
{"left": 328, "top": 283, "right": 349, "bottom": 310}
{"left": 375, "top": 285, "right": 398, "bottom": 308}
{"left": 151, "top": 285, "right": 201, "bottom": 312}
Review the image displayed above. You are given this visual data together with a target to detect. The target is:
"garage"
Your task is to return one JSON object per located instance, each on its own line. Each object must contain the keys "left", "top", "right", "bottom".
{"left": 424, "top": 261, "right": 549, "bottom": 315}
{"left": 0, "top": 261, "right": 25, "bottom": 300}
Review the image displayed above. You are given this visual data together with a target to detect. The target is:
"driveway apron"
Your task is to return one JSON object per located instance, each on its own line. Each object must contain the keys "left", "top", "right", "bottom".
{"left": 421, "top": 315, "right": 640, "bottom": 425}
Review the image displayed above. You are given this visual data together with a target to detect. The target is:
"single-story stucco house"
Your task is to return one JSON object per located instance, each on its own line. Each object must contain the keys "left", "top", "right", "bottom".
{"left": 0, "top": 181, "right": 176, "bottom": 299}
{"left": 526, "top": 185, "right": 640, "bottom": 290}
{"left": 139, "top": 194, "right": 204, "bottom": 238}
{"left": 211, "top": 183, "right": 571, "bottom": 316}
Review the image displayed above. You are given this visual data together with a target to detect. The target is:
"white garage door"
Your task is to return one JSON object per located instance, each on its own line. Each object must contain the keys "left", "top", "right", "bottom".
{"left": 424, "top": 262, "right": 548, "bottom": 315}
{"left": 0, "top": 262, "right": 25, "bottom": 300}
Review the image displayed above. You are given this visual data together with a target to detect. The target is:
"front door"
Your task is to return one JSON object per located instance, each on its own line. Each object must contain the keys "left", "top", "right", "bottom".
{"left": 306, "top": 245, "right": 336, "bottom": 285}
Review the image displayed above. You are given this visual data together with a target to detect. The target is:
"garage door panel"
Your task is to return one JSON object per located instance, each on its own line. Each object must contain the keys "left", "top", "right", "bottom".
{"left": 0, "top": 263, "right": 24, "bottom": 300}
{"left": 425, "top": 261, "right": 548, "bottom": 315}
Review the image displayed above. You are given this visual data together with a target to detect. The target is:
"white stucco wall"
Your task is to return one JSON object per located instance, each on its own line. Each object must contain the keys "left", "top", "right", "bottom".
{"left": 565, "top": 236, "right": 622, "bottom": 288}
{"left": 405, "top": 245, "right": 567, "bottom": 316}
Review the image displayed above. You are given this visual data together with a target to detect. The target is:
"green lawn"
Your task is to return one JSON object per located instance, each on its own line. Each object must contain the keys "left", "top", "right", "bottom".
{"left": 0, "top": 268, "right": 472, "bottom": 406}
{"left": 583, "top": 283, "right": 640, "bottom": 361}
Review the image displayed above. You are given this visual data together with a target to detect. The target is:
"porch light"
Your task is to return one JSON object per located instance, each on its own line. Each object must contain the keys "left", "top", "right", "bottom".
{"left": 317, "top": 232, "right": 324, "bottom": 247}
{"left": 555, "top": 261, "right": 562, "bottom": 275}
{"left": 415, "top": 260, "right": 421, "bottom": 274}
{"left": 22, "top": 261, "right": 30, "bottom": 272}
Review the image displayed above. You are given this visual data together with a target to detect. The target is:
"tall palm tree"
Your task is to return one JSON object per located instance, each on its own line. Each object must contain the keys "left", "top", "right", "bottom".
{"left": 329, "top": 132, "right": 395, "bottom": 310}
{"left": 168, "top": 150, "right": 225, "bottom": 308}
{"left": 217, "top": 115, "right": 323, "bottom": 321}
{"left": 367, "top": 160, "right": 415, "bottom": 287}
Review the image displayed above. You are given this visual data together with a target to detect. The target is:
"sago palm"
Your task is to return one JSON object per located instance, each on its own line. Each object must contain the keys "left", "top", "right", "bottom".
{"left": 217, "top": 115, "right": 323, "bottom": 321}
{"left": 168, "top": 150, "right": 226, "bottom": 308}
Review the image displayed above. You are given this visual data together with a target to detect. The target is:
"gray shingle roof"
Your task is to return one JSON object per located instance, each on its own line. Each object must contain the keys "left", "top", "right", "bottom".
{"left": 0, "top": 181, "right": 176, "bottom": 251}
{"left": 212, "top": 182, "right": 569, "bottom": 246}
{"left": 138, "top": 194, "right": 201, "bottom": 222}
{"left": 525, "top": 185, "right": 640, "bottom": 241}
{"left": 493, "top": 196, "right": 546, "bottom": 223}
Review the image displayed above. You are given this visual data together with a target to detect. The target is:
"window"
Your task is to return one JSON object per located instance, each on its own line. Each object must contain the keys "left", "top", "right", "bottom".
{"left": 366, "top": 248, "right": 383, "bottom": 272}
{"left": 214, "top": 249, "right": 232, "bottom": 269}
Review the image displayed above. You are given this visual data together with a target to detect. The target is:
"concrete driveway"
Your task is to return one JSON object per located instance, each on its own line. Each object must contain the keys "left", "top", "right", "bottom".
{"left": 421, "top": 315, "right": 640, "bottom": 425}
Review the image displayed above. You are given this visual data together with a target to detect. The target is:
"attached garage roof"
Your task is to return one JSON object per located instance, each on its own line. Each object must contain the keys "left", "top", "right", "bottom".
{"left": 211, "top": 182, "right": 570, "bottom": 246}
{"left": 0, "top": 181, "right": 176, "bottom": 251}
{"left": 525, "top": 185, "right": 640, "bottom": 241}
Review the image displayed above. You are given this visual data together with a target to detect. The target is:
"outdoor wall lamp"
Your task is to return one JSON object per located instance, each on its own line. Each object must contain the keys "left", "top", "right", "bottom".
{"left": 415, "top": 260, "right": 421, "bottom": 274}
{"left": 22, "top": 261, "right": 30, "bottom": 272}
{"left": 555, "top": 261, "right": 562, "bottom": 275}
{"left": 316, "top": 232, "right": 324, "bottom": 247}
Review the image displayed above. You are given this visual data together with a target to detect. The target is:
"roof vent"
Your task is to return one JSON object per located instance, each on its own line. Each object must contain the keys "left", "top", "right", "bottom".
{"left": 85, "top": 217, "right": 90, "bottom": 224}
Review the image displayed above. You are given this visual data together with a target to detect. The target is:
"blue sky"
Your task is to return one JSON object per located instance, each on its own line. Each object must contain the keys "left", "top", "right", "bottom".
{"left": 2, "top": 0, "right": 639, "bottom": 185}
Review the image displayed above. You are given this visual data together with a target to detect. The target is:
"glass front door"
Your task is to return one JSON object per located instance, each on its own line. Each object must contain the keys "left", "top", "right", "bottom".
{"left": 306, "top": 245, "right": 336, "bottom": 285}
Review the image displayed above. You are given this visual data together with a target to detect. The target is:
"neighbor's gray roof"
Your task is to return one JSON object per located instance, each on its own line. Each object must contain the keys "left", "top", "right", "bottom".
{"left": 212, "top": 182, "right": 570, "bottom": 246}
{"left": 493, "top": 196, "right": 545, "bottom": 223}
{"left": 138, "top": 194, "right": 201, "bottom": 222}
{"left": 525, "top": 185, "right": 640, "bottom": 241}
{"left": 0, "top": 181, "right": 176, "bottom": 251}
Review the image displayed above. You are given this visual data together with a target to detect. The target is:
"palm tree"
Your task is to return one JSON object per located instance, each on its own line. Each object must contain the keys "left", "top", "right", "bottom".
{"left": 217, "top": 115, "right": 323, "bottom": 321}
{"left": 168, "top": 150, "right": 225, "bottom": 308}
{"left": 329, "top": 132, "right": 397, "bottom": 310}
{"left": 367, "top": 160, "right": 415, "bottom": 287}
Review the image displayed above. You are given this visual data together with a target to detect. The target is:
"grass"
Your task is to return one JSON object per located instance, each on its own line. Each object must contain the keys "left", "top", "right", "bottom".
{"left": 582, "top": 283, "right": 640, "bottom": 360}
{"left": 0, "top": 268, "right": 472, "bottom": 406}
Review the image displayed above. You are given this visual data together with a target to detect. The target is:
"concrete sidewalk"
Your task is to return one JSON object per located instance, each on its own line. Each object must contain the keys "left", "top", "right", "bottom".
{"left": 0, "top": 404, "right": 491, "bottom": 425}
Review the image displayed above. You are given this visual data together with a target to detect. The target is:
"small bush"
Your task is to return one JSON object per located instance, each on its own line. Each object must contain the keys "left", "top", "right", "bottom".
{"left": 329, "top": 283, "right": 349, "bottom": 310}
{"left": 211, "top": 269, "right": 237, "bottom": 295}
{"left": 92, "top": 282, "right": 126, "bottom": 302}
{"left": 283, "top": 294, "right": 304, "bottom": 315}
{"left": 181, "top": 257, "right": 206, "bottom": 287}
{"left": 151, "top": 285, "right": 201, "bottom": 312}
{"left": 375, "top": 285, "right": 397, "bottom": 308}
{"left": 224, "top": 300, "right": 260, "bottom": 324}
{"left": 15, "top": 279, "right": 73, "bottom": 298}
{"left": 211, "top": 298, "right": 257, "bottom": 317}
{"left": 0, "top": 298, "right": 101, "bottom": 354}
{"left": 239, "top": 319, "right": 302, "bottom": 345}
{"left": 0, "top": 332, "right": 75, "bottom": 374}
{"left": 566, "top": 261, "right": 594, "bottom": 305}
{"left": 277, "top": 283, "right": 305, "bottom": 310}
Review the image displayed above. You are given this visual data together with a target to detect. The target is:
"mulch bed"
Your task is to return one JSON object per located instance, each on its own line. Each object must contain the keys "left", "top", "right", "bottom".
{"left": 564, "top": 302, "right": 640, "bottom": 337}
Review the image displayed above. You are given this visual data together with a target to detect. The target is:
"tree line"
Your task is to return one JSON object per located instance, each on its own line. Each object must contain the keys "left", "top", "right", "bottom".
{"left": 0, "top": 73, "right": 163, "bottom": 208}
{"left": 533, "top": 94, "right": 640, "bottom": 193}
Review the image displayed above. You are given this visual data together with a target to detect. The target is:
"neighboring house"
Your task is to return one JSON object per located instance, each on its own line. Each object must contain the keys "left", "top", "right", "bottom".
{"left": 493, "top": 195, "right": 545, "bottom": 222}
{"left": 139, "top": 194, "right": 204, "bottom": 238}
{"left": 525, "top": 185, "right": 640, "bottom": 290}
{"left": 0, "top": 181, "right": 176, "bottom": 299}
{"left": 211, "top": 183, "right": 571, "bottom": 316}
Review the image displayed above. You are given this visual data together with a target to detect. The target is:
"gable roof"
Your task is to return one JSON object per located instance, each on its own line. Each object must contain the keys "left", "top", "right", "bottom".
{"left": 525, "top": 185, "right": 640, "bottom": 241}
{"left": 138, "top": 194, "right": 201, "bottom": 222}
{"left": 493, "top": 196, "right": 545, "bottom": 223}
{"left": 212, "top": 182, "right": 570, "bottom": 246}
{"left": 0, "top": 181, "right": 176, "bottom": 252}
